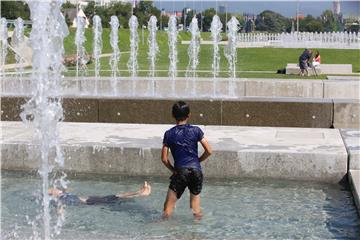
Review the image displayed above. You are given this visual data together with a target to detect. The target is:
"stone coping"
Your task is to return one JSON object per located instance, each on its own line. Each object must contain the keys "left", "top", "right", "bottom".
{"left": 1, "top": 121, "right": 347, "bottom": 183}
{"left": 2, "top": 76, "right": 359, "bottom": 100}
{"left": 327, "top": 76, "right": 360, "bottom": 81}
{"left": 349, "top": 170, "right": 360, "bottom": 215}
{"left": 340, "top": 129, "right": 360, "bottom": 170}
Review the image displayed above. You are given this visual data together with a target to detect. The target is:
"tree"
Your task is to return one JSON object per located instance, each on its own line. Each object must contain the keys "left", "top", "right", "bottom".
{"left": 61, "top": 1, "right": 76, "bottom": 11}
{"left": 299, "top": 15, "right": 324, "bottom": 32}
{"left": 202, "top": 8, "right": 216, "bottom": 32}
{"left": 182, "top": 8, "right": 195, "bottom": 30}
{"left": 256, "top": 10, "right": 291, "bottom": 33}
{"left": 160, "top": 15, "right": 170, "bottom": 29}
{"left": 0, "top": 1, "right": 30, "bottom": 20}
{"left": 84, "top": 1, "right": 96, "bottom": 26}
{"left": 134, "top": 1, "right": 160, "bottom": 27}
{"left": 321, "top": 10, "right": 340, "bottom": 32}
{"left": 108, "top": 2, "right": 132, "bottom": 28}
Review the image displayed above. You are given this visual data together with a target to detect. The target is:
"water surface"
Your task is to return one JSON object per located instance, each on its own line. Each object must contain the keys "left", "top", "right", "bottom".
{"left": 2, "top": 170, "right": 360, "bottom": 239}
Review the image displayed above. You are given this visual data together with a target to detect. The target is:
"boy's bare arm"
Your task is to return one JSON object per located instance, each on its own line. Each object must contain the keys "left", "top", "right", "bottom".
{"left": 199, "top": 137, "right": 212, "bottom": 162}
{"left": 161, "top": 145, "right": 176, "bottom": 173}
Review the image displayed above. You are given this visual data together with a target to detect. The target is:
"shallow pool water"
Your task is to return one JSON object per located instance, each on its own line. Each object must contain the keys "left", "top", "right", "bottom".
{"left": 2, "top": 170, "right": 360, "bottom": 239}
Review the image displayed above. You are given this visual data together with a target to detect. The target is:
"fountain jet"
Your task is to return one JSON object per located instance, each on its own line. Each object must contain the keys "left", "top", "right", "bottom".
{"left": 224, "top": 16, "right": 240, "bottom": 96}
{"left": 12, "top": 17, "right": 25, "bottom": 84}
{"left": 93, "top": 15, "right": 102, "bottom": 93}
{"left": 20, "top": 0, "right": 69, "bottom": 238}
{"left": 186, "top": 16, "right": 200, "bottom": 95}
{"left": 148, "top": 15, "right": 159, "bottom": 96}
{"left": 168, "top": 15, "right": 178, "bottom": 95}
{"left": 210, "top": 15, "right": 223, "bottom": 96}
{"left": 75, "top": 16, "right": 87, "bottom": 78}
{"left": 0, "top": 18, "right": 8, "bottom": 77}
{"left": 109, "top": 16, "right": 120, "bottom": 95}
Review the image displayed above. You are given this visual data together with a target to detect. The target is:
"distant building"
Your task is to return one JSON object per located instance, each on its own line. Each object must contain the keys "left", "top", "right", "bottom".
{"left": 218, "top": 4, "right": 225, "bottom": 14}
{"left": 295, "top": 12, "right": 305, "bottom": 20}
{"left": 66, "top": 0, "right": 138, "bottom": 7}
{"left": 162, "top": 10, "right": 183, "bottom": 18}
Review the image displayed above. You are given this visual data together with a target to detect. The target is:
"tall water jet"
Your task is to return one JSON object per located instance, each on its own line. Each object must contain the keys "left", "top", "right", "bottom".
{"left": 224, "top": 16, "right": 240, "bottom": 96}
{"left": 168, "top": 15, "right": 178, "bottom": 95}
{"left": 92, "top": 15, "right": 102, "bottom": 94}
{"left": 12, "top": 17, "right": 25, "bottom": 84}
{"left": 75, "top": 16, "right": 87, "bottom": 78}
{"left": 20, "top": 0, "right": 69, "bottom": 238}
{"left": 0, "top": 18, "right": 8, "bottom": 76}
{"left": 210, "top": 15, "right": 223, "bottom": 96}
{"left": 186, "top": 16, "right": 200, "bottom": 95}
{"left": 147, "top": 15, "right": 159, "bottom": 96}
{"left": 109, "top": 16, "right": 120, "bottom": 95}
{"left": 128, "top": 15, "right": 139, "bottom": 95}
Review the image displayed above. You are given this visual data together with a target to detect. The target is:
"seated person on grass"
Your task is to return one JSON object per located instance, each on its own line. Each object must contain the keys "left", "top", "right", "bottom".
{"left": 311, "top": 50, "right": 321, "bottom": 68}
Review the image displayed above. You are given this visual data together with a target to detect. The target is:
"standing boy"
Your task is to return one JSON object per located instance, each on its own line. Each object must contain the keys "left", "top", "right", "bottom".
{"left": 161, "top": 101, "right": 212, "bottom": 219}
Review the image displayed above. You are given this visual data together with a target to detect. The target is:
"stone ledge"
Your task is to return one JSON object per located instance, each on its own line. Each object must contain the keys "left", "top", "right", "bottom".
{"left": 1, "top": 121, "right": 348, "bottom": 183}
{"left": 1, "top": 97, "right": 334, "bottom": 128}
{"left": 334, "top": 100, "right": 360, "bottom": 129}
{"left": 349, "top": 170, "right": 360, "bottom": 215}
{"left": 340, "top": 129, "right": 360, "bottom": 170}
{"left": 2, "top": 77, "right": 360, "bottom": 100}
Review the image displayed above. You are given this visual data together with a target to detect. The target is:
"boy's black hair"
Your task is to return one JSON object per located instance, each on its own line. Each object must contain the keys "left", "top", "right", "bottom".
{"left": 172, "top": 101, "right": 190, "bottom": 121}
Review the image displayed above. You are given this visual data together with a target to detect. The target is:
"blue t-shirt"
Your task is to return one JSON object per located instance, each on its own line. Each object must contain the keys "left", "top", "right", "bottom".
{"left": 163, "top": 124, "right": 204, "bottom": 171}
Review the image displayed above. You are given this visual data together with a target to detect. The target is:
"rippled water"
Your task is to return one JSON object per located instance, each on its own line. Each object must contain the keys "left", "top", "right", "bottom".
{"left": 2, "top": 170, "right": 360, "bottom": 239}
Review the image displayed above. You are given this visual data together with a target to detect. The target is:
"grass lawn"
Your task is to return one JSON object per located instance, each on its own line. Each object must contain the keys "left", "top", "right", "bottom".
{"left": 5, "top": 28, "right": 360, "bottom": 78}
{"left": 5, "top": 50, "right": 16, "bottom": 65}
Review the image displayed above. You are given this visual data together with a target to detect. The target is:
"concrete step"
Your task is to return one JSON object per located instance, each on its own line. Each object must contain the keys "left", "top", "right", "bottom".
{"left": 1, "top": 121, "right": 348, "bottom": 183}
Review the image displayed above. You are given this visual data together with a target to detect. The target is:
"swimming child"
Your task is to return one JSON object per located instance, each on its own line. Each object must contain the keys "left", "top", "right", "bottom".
{"left": 48, "top": 181, "right": 151, "bottom": 205}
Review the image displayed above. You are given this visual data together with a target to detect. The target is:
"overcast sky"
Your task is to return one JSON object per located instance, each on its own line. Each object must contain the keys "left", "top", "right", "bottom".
{"left": 153, "top": 1, "right": 360, "bottom": 17}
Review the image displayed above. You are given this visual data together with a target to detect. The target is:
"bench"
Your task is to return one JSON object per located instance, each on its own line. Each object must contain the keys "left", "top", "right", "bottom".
{"left": 286, "top": 63, "right": 353, "bottom": 75}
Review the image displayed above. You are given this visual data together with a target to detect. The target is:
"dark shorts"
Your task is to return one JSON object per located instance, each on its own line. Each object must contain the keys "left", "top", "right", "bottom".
{"left": 58, "top": 193, "right": 82, "bottom": 205}
{"left": 169, "top": 168, "right": 203, "bottom": 199}
{"left": 299, "top": 60, "right": 308, "bottom": 70}
{"left": 86, "top": 195, "right": 119, "bottom": 205}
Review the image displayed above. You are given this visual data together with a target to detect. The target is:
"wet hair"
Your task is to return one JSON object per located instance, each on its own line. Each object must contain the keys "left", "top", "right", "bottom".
{"left": 172, "top": 101, "right": 190, "bottom": 121}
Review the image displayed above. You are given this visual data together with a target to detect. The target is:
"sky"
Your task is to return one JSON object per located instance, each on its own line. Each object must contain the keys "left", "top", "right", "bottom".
{"left": 153, "top": 0, "right": 360, "bottom": 18}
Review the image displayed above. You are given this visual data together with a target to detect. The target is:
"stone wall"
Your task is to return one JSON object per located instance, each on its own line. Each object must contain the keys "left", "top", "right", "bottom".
{"left": 1, "top": 97, "right": 339, "bottom": 128}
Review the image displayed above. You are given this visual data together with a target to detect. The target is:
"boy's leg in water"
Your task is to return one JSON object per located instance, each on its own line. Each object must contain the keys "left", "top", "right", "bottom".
{"left": 190, "top": 193, "right": 203, "bottom": 219}
{"left": 163, "top": 189, "right": 178, "bottom": 218}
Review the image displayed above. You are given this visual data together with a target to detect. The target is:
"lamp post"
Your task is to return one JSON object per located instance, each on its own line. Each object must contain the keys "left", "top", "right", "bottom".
{"left": 296, "top": 0, "right": 299, "bottom": 32}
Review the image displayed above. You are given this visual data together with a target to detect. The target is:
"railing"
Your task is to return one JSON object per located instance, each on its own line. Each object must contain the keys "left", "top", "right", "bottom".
{"left": 237, "top": 32, "right": 360, "bottom": 49}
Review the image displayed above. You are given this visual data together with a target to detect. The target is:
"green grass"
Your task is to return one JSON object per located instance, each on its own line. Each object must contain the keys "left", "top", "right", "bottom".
{"left": 6, "top": 50, "right": 16, "bottom": 64}
{"left": 5, "top": 28, "right": 360, "bottom": 78}
{"left": 63, "top": 28, "right": 360, "bottom": 78}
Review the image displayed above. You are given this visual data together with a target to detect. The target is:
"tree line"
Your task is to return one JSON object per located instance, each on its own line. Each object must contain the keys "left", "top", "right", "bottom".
{"left": 1, "top": 1, "right": 356, "bottom": 33}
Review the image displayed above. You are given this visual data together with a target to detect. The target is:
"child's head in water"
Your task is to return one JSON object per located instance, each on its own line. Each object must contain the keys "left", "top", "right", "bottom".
{"left": 172, "top": 101, "right": 190, "bottom": 121}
